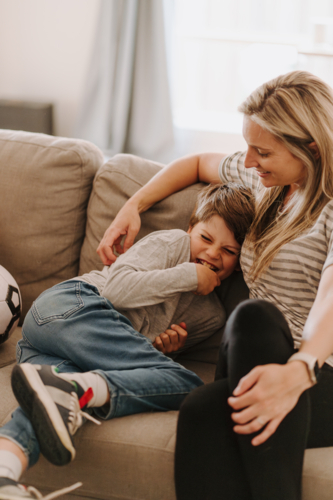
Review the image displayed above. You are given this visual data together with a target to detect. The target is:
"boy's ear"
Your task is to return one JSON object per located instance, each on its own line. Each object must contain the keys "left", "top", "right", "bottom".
{"left": 187, "top": 226, "right": 192, "bottom": 234}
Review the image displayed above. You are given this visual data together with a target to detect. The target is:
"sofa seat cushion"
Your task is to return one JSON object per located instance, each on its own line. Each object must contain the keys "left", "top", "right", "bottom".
{"left": 20, "top": 401, "right": 333, "bottom": 500}
{"left": 0, "top": 130, "right": 104, "bottom": 320}
{"left": 0, "top": 326, "right": 22, "bottom": 369}
{"left": 23, "top": 411, "right": 178, "bottom": 500}
{"left": 303, "top": 448, "right": 333, "bottom": 500}
{"left": 0, "top": 363, "right": 19, "bottom": 426}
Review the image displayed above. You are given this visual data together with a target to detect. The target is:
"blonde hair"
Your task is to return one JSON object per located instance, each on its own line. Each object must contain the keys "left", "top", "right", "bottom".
{"left": 189, "top": 183, "right": 255, "bottom": 245}
{"left": 239, "top": 70, "right": 333, "bottom": 279}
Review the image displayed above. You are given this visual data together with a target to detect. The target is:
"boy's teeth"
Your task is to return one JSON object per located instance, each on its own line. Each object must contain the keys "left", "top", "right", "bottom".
{"left": 198, "top": 259, "right": 217, "bottom": 271}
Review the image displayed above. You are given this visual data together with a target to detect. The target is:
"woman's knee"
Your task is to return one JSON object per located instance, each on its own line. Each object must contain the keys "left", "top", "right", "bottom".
{"left": 221, "top": 299, "right": 294, "bottom": 371}
{"left": 225, "top": 299, "right": 291, "bottom": 344}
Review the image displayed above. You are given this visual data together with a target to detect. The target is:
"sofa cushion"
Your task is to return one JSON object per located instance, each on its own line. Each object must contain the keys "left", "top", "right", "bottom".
{"left": 0, "top": 326, "right": 22, "bottom": 369}
{"left": 0, "top": 130, "right": 104, "bottom": 320}
{"left": 303, "top": 448, "right": 333, "bottom": 500}
{"left": 22, "top": 412, "right": 178, "bottom": 500}
{"left": 0, "top": 363, "right": 18, "bottom": 426}
{"left": 79, "top": 154, "right": 206, "bottom": 274}
{"left": 18, "top": 398, "right": 333, "bottom": 500}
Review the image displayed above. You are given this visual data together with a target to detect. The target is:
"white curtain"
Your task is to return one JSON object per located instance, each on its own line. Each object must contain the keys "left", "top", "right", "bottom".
{"left": 75, "top": 0, "right": 173, "bottom": 159}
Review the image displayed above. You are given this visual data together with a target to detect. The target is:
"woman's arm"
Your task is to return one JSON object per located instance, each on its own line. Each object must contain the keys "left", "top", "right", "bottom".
{"left": 97, "top": 153, "right": 224, "bottom": 265}
{"left": 300, "top": 264, "right": 333, "bottom": 363}
{"left": 228, "top": 265, "right": 333, "bottom": 445}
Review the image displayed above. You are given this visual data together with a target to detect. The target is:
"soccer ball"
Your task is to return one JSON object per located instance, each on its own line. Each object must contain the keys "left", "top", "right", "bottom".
{"left": 0, "top": 266, "right": 22, "bottom": 345}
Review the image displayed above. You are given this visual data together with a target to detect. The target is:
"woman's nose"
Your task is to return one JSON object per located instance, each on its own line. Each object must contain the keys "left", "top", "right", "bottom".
{"left": 244, "top": 149, "right": 259, "bottom": 169}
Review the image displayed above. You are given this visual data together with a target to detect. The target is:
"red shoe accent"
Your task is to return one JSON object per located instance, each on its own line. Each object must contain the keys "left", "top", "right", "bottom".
{"left": 79, "top": 387, "right": 94, "bottom": 409}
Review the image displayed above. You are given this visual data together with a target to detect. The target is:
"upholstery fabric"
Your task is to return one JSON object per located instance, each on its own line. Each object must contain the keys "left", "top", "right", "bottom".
{"left": 22, "top": 411, "right": 179, "bottom": 500}
{"left": 0, "top": 327, "right": 22, "bottom": 369}
{"left": 0, "top": 129, "right": 104, "bottom": 320}
{"left": 79, "top": 154, "right": 206, "bottom": 274}
{"left": 0, "top": 363, "right": 18, "bottom": 425}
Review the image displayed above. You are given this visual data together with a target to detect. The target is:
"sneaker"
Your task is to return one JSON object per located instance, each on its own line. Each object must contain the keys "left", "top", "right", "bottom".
{"left": 11, "top": 364, "right": 100, "bottom": 466}
{"left": 0, "top": 477, "right": 82, "bottom": 500}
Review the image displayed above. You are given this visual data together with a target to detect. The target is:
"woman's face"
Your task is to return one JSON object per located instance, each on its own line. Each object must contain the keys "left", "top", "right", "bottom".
{"left": 242, "top": 116, "right": 307, "bottom": 194}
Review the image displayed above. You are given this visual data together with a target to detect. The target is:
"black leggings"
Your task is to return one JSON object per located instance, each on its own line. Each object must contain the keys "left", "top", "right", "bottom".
{"left": 175, "top": 300, "right": 333, "bottom": 500}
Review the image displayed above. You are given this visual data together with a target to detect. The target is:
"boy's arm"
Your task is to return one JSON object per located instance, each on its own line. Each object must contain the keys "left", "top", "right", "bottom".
{"left": 101, "top": 232, "right": 198, "bottom": 309}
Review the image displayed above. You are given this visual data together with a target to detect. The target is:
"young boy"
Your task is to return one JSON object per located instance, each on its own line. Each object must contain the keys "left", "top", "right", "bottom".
{"left": 0, "top": 183, "right": 254, "bottom": 500}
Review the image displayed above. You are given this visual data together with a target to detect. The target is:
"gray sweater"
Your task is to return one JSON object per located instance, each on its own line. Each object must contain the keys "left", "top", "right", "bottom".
{"left": 78, "top": 229, "right": 225, "bottom": 351}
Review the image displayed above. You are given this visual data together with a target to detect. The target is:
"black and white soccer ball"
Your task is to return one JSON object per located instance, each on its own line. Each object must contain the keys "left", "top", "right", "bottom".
{"left": 0, "top": 266, "right": 22, "bottom": 345}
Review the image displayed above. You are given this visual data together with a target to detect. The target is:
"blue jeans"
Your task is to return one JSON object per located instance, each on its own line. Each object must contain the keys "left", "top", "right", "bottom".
{"left": 0, "top": 280, "right": 203, "bottom": 467}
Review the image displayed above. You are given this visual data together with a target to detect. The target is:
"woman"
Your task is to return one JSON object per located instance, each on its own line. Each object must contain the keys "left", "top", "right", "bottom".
{"left": 97, "top": 71, "right": 333, "bottom": 499}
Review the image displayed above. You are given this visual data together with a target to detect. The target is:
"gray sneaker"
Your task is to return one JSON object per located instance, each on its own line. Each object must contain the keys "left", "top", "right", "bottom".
{"left": 0, "top": 477, "right": 82, "bottom": 500}
{"left": 11, "top": 364, "right": 100, "bottom": 466}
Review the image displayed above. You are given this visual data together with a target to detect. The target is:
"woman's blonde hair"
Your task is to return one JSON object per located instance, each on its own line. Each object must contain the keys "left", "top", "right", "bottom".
{"left": 239, "top": 70, "right": 333, "bottom": 279}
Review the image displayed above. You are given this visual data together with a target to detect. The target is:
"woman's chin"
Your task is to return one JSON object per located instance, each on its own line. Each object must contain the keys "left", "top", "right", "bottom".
{"left": 258, "top": 177, "right": 278, "bottom": 188}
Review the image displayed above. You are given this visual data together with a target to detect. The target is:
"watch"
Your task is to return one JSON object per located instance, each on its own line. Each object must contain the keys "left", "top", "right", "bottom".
{"left": 287, "top": 352, "right": 320, "bottom": 385}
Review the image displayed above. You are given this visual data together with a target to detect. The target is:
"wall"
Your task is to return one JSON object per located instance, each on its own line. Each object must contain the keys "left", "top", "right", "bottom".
{"left": 0, "top": 0, "right": 100, "bottom": 137}
{"left": 156, "top": 128, "right": 246, "bottom": 164}
{"left": 0, "top": 0, "right": 246, "bottom": 159}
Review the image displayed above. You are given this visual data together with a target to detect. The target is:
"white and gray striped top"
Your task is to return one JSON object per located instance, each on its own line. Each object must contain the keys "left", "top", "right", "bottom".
{"left": 219, "top": 151, "right": 333, "bottom": 366}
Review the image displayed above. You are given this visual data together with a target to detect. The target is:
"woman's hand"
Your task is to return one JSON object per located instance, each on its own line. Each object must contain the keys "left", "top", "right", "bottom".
{"left": 228, "top": 362, "right": 313, "bottom": 446}
{"left": 97, "top": 202, "right": 142, "bottom": 265}
{"left": 153, "top": 322, "right": 188, "bottom": 354}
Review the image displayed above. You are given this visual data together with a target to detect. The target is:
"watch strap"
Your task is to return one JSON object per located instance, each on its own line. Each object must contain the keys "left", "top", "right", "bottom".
{"left": 287, "top": 352, "right": 319, "bottom": 384}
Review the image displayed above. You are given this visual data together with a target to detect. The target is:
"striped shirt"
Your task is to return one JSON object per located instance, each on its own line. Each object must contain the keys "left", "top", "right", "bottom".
{"left": 219, "top": 151, "right": 333, "bottom": 366}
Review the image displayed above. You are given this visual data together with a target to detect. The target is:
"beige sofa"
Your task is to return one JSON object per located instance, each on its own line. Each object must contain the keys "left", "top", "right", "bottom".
{"left": 0, "top": 129, "right": 332, "bottom": 500}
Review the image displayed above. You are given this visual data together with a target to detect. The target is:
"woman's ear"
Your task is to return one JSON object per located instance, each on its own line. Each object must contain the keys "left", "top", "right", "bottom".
{"left": 308, "top": 141, "right": 320, "bottom": 159}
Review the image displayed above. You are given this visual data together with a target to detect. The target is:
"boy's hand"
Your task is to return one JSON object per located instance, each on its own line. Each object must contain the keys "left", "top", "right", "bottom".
{"left": 195, "top": 263, "right": 221, "bottom": 295}
{"left": 153, "top": 322, "right": 188, "bottom": 354}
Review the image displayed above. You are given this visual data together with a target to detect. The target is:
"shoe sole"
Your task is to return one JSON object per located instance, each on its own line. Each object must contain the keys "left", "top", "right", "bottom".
{"left": 11, "top": 364, "right": 76, "bottom": 466}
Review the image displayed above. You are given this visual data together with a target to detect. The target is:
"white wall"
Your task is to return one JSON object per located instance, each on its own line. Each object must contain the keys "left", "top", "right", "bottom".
{"left": 0, "top": 0, "right": 246, "bottom": 159}
{"left": 0, "top": 0, "right": 100, "bottom": 137}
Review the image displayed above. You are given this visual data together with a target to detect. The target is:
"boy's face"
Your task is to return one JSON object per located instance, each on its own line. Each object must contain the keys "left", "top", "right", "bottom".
{"left": 187, "top": 215, "right": 241, "bottom": 281}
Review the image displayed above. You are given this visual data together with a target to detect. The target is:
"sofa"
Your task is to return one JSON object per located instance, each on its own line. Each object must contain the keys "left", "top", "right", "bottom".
{"left": 0, "top": 129, "right": 332, "bottom": 500}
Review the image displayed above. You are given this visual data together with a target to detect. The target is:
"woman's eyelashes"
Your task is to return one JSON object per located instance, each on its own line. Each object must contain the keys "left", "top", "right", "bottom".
{"left": 257, "top": 150, "right": 269, "bottom": 158}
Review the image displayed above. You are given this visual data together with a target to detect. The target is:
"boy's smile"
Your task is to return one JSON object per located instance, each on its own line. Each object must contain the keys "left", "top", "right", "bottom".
{"left": 194, "top": 258, "right": 219, "bottom": 272}
{"left": 187, "top": 215, "right": 241, "bottom": 281}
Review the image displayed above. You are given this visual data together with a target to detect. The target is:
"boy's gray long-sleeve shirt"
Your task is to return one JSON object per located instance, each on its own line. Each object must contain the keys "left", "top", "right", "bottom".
{"left": 78, "top": 229, "right": 225, "bottom": 350}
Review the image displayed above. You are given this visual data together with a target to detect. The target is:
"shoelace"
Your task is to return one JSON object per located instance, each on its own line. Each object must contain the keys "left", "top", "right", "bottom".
{"left": 7, "top": 481, "right": 82, "bottom": 500}
{"left": 68, "top": 392, "right": 101, "bottom": 435}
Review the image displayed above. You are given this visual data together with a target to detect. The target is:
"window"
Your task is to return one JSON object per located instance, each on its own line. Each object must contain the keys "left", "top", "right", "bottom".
{"left": 170, "top": 0, "right": 333, "bottom": 135}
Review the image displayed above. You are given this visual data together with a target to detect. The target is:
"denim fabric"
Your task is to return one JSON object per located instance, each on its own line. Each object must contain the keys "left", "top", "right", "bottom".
{"left": 0, "top": 280, "right": 203, "bottom": 467}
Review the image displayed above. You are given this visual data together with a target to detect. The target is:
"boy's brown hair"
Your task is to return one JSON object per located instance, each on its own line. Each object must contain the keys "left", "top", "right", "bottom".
{"left": 189, "top": 183, "right": 255, "bottom": 245}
